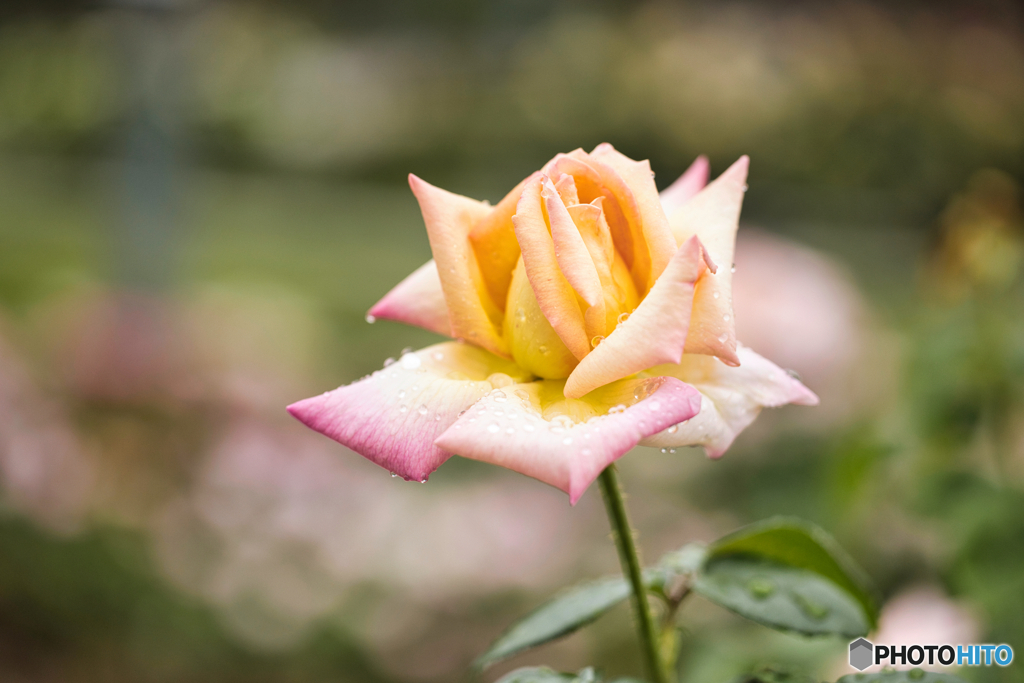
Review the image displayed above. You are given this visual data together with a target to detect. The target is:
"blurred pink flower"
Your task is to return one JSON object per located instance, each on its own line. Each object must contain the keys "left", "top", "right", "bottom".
{"left": 290, "top": 146, "right": 816, "bottom": 502}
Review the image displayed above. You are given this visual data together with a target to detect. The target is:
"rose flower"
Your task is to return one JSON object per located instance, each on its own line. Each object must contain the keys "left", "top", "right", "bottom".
{"left": 289, "top": 145, "right": 817, "bottom": 503}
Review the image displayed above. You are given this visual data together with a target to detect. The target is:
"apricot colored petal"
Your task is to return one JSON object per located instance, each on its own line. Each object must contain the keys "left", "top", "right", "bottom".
{"left": 435, "top": 376, "right": 700, "bottom": 504}
{"left": 591, "top": 143, "right": 678, "bottom": 289}
{"left": 512, "top": 176, "right": 590, "bottom": 360}
{"left": 658, "top": 155, "right": 709, "bottom": 217}
{"left": 639, "top": 344, "right": 818, "bottom": 457}
{"left": 554, "top": 173, "right": 580, "bottom": 206}
{"left": 468, "top": 177, "right": 528, "bottom": 314}
{"left": 564, "top": 236, "right": 706, "bottom": 399}
{"left": 409, "top": 174, "right": 507, "bottom": 356}
{"left": 287, "top": 342, "right": 531, "bottom": 482}
{"left": 668, "top": 156, "right": 749, "bottom": 365}
{"left": 544, "top": 178, "right": 603, "bottom": 308}
{"left": 367, "top": 259, "right": 452, "bottom": 337}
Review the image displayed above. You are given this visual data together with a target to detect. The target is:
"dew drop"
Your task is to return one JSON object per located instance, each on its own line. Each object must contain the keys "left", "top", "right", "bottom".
{"left": 400, "top": 353, "right": 421, "bottom": 370}
{"left": 608, "top": 404, "right": 627, "bottom": 414}
{"left": 785, "top": 368, "right": 802, "bottom": 381}
{"left": 730, "top": 263, "right": 736, "bottom": 273}
{"left": 742, "top": 184, "right": 749, "bottom": 192}
{"left": 390, "top": 472, "right": 398, "bottom": 478}
{"left": 417, "top": 405, "right": 429, "bottom": 415}
{"left": 582, "top": 448, "right": 592, "bottom": 456}
{"left": 523, "top": 423, "right": 535, "bottom": 432}
{"left": 492, "top": 390, "right": 507, "bottom": 403}
{"left": 515, "top": 308, "right": 526, "bottom": 322}
{"left": 365, "top": 314, "right": 377, "bottom": 324}
{"left": 398, "top": 404, "right": 408, "bottom": 413}
{"left": 718, "top": 333, "right": 728, "bottom": 343}
{"left": 723, "top": 314, "right": 731, "bottom": 322}
{"left": 434, "top": 414, "right": 442, "bottom": 421}
{"left": 539, "top": 345, "right": 549, "bottom": 355}
{"left": 747, "top": 577, "right": 775, "bottom": 599}
{"left": 669, "top": 448, "right": 676, "bottom": 453}
{"left": 383, "top": 357, "right": 396, "bottom": 367}
{"left": 487, "top": 423, "right": 501, "bottom": 434}
{"left": 458, "top": 409, "right": 467, "bottom": 417}
{"left": 398, "top": 390, "right": 406, "bottom": 399}
{"left": 649, "top": 400, "right": 661, "bottom": 411}
{"left": 562, "top": 437, "right": 573, "bottom": 445}
{"left": 661, "top": 448, "right": 667, "bottom": 453}
{"left": 549, "top": 425, "right": 565, "bottom": 434}
{"left": 506, "top": 410, "right": 517, "bottom": 419}
{"left": 432, "top": 351, "right": 445, "bottom": 361}
{"left": 793, "top": 593, "right": 829, "bottom": 620}
{"left": 506, "top": 427, "right": 515, "bottom": 435}
{"left": 712, "top": 291, "right": 720, "bottom": 299}
{"left": 617, "top": 311, "right": 630, "bottom": 325}
{"left": 667, "top": 424, "right": 679, "bottom": 434}
{"left": 591, "top": 335, "right": 605, "bottom": 348}
{"left": 419, "top": 478, "right": 427, "bottom": 484}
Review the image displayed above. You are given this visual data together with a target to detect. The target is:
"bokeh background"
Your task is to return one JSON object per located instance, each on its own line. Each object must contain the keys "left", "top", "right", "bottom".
{"left": 0, "top": 0, "right": 1022, "bottom": 681}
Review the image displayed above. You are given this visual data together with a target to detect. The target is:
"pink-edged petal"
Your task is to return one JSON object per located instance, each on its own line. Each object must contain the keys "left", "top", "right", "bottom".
{"left": 435, "top": 376, "right": 701, "bottom": 504}
{"left": 287, "top": 342, "right": 531, "bottom": 482}
{"left": 409, "top": 174, "right": 508, "bottom": 357}
{"left": 639, "top": 344, "right": 819, "bottom": 457}
{"left": 658, "top": 155, "right": 710, "bottom": 217}
{"left": 590, "top": 143, "right": 679, "bottom": 290}
{"left": 367, "top": 259, "right": 453, "bottom": 337}
{"left": 512, "top": 175, "right": 590, "bottom": 360}
{"left": 564, "top": 236, "right": 711, "bottom": 399}
{"left": 554, "top": 173, "right": 580, "bottom": 206}
{"left": 669, "top": 156, "right": 749, "bottom": 365}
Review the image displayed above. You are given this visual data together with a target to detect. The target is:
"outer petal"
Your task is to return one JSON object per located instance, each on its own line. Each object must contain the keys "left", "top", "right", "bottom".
{"left": 409, "top": 174, "right": 508, "bottom": 356}
{"left": 590, "top": 143, "right": 679, "bottom": 290}
{"left": 468, "top": 177, "right": 528, "bottom": 313}
{"left": 658, "top": 155, "right": 709, "bottom": 217}
{"left": 668, "top": 156, "right": 749, "bottom": 365}
{"left": 367, "top": 259, "right": 453, "bottom": 337}
{"left": 435, "top": 376, "right": 701, "bottom": 504}
{"left": 287, "top": 342, "right": 531, "bottom": 482}
{"left": 512, "top": 176, "right": 590, "bottom": 360}
{"left": 639, "top": 344, "right": 818, "bottom": 457}
{"left": 564, "top": 236, "right": 710, "bottom": 399}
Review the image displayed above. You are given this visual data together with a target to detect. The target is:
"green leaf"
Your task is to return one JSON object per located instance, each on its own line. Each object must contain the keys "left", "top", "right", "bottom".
{"left": 494, "top": 667, "right": 586, "bottom": 683}
{"left": 835, "top": 670, "right": 969, "bottom": 683}
{"left": 477, "top": 578, "right": 631, "bottom": 668}
{"left": 731, "top": 666, "right": 819, "bottom": 683}
{"left": 692, "top": 517, "right": 878, "bottom": 637}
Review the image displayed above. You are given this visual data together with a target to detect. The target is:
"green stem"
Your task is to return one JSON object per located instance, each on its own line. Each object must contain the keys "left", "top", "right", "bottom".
{"left": 598, "top": 465, "right": 672, "bottom": 683}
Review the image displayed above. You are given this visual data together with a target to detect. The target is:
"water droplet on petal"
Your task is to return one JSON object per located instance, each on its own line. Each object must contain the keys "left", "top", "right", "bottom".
{"left": 582, "top": 448, "right": 592, "bottom": 456}
{"left": 539, "top": 345, "right": 549, "bottom": 355}
{"left": 562, "top": 437, "right": 573, "bottom": 445}
{"left": 365, "top": 314, "right": 376, "bottom": 324}
{"left": 649, "top": 400, "right": 661, "bottom": 411}
{"left": 487, "top": 423, "right": 500, "bottom": 434}
{"left": 718, "top": 333, "right": 728, "bottom": 343}
{"left": 398, "top": 404, "right": 408, "bottom": 413}
{"left": 398, "top": 390, "right": 406, "bottom": 399}
{"left": 417, "top": 405, "right": 429, "bottom": 415}
{"left": 434, "top": 414, "right": 442, "bottom": 421}
{"left": 591, "top": 335, "right": 605, "bottom": 348}
{"left": 523, "top": 423, "right": 535, "bottom": 432}
{"left": 419, "top": 478, "right": 427, "bottom": 484}
{"left": 432, "top": 351, "right": 444, "bottom": 361}
{"left": 669, "top": 448, "right": 676, "bottom": 453}
{"left": 661, "top": 448, "right": 667, "bottom": 453}
{"left": 667, "top": 424, "right": 679, "bottom": 434}
{"left": 730, "top": 263, "right": 736, "bottom": 273}
{"left": 505, "top": 427, "right": 515, "bottom": 435}
{"left": 390, "top": 472, "right": 398, "bottom": 478}
{"left": 515, "top": 308, "right": 526, "bottom": 322}
{"left": 723, "top": 314, "right": 730, "bottom": 322}
{"left": 786, "top": 368, "right": 802, "bottom": 381}
{"left": 712, "top": 291, "right": 720, "bottom": 299}
{"left": 492, "top": 390, "right": 507, "bottom": 403}
{"left": 458, "top": 409, "right": 467, "bottom": 417}
{"left": 400, "top": 353, "right": 421, "bottom": 370}
{"left": 617, "top": 311, "right": 630, "bottom": 325}
{"left": 383, "top": 357, "right": 396, "bottom": 367}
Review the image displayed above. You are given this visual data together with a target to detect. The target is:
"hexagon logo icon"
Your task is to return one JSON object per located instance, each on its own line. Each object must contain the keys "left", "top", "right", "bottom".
{"left": 849, "top": 638, "right": 873, "bottom": 671}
